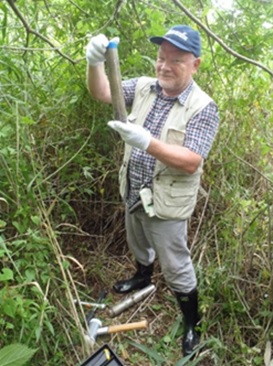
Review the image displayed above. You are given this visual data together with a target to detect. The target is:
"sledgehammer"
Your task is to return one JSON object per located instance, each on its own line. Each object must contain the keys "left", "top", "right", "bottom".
{"left": 88, "top": 318, "right": 148, "bottom": 346}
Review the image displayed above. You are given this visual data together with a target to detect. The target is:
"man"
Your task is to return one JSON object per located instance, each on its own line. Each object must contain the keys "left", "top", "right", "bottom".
{"left": 86, "top": 25, "right": 219, "bottom": 356}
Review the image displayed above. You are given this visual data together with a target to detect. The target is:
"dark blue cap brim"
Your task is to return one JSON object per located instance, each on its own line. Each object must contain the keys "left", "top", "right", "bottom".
{"left": 150, "top": 36, "right": 193, "bottom": 54}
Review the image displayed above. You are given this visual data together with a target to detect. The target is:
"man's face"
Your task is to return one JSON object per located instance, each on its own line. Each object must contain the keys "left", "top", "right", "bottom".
{"left": 156, "top": 41, "right": 200, "bottom": 97}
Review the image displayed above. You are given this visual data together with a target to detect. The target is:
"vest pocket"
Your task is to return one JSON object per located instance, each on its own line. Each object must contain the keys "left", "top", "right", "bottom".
{"left": 153, "top": 177, "right": 199, "bottom": 220}
{"left": 166, "top": 128, "right": 185, "bottom": 145}
{"left": 164, "top": 183, "right": 195, "bottom": 207}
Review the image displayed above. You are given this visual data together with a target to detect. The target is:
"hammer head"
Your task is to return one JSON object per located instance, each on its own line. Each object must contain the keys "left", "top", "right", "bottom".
{"left": 87, "top": 318, "right": 102, "bottom": 346}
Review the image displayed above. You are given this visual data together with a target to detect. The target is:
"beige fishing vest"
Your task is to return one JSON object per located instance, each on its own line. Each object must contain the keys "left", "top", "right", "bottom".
{"left": 119, "top": 77, "right": 213, "bottom": 220}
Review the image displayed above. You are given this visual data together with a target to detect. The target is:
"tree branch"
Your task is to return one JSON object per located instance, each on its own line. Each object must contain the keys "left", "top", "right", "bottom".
{"left": 172, "top": 0, "right": 273, "bottom": 78}
{"left": 226, "top": 146, "right": 273, "bottom": 185}
{"left": 5, "top": 0, "right": 77, "bottom": 65}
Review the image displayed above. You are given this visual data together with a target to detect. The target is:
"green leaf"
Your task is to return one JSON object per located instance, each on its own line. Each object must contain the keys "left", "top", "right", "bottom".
{"left": 0, "top": 268, "right": 13, "bottom": 281}
{"left": 0, "top": 344, "right": 37, "bottom": 366}
{"left": 163, "top": 335, "right": 172, "bottom": 343}
{"left": 24, "top": 269, "right": 36, "bottom": 282}
{"left": 0, "top": 250, "right": 6, "bottom": 257}
{"left": 12, "top": 221, "right": 25, "bottom": 235}
{"left": 30, "top": 215, "right": 41, "bottom": 226}
{"left": 62, "top": 260, "right": 70, "bottom": 269}
{"left": 129, "top": 341, "right": 165, "bottom": 363}
{"left": 35, "top": 326, "right": 42, "bottom": 342}
{"left": 0, "top": 220, "right": 7, "bottom": 230}
{"left": 21, "top": 116, "right": 35, "bottom": 125}
{"left": 3, "top": 299, "right": 17, "bottom": 318}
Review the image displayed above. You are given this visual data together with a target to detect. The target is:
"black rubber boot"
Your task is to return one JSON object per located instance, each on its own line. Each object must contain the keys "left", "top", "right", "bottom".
{"left": 113, "top": 262, "right": 153, "bottom": 294}
{"left": 175, "top": 288, "right": 201, "bottom": 357}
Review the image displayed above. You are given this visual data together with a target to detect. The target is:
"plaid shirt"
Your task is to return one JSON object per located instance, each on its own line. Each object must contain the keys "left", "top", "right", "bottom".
{"left": 122, "top": 78, "right": 219, "bottom": 208}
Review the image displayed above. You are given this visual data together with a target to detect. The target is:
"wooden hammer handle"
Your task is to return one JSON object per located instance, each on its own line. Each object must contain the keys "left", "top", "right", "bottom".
{"left": 105, "top": 41, "right": 127, "bottom": 123}
{"left": 100, "top": 320, "right": 148, "bottom": 335}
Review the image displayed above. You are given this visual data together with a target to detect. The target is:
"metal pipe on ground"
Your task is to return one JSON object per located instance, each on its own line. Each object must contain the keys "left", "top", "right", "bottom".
{"left": 109, "top": 284, "right": 156, "bottom": 317}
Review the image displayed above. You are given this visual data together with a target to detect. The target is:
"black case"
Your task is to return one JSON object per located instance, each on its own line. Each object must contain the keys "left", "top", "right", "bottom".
{"left": 80, "top": 344, "right": 124, "bottom": 366}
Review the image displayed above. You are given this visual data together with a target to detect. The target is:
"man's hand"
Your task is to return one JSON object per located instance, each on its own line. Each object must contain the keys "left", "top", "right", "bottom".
{"left": 86, "top": 34, "right": 120, "bottom": 66}
{"left": 108, "top": 121, "right": 151, "bottom": 150}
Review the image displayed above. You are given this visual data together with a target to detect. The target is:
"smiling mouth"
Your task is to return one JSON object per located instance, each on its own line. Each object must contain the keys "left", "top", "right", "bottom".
{"left": 159, "top": 74, "right": 172, "bottom": 79}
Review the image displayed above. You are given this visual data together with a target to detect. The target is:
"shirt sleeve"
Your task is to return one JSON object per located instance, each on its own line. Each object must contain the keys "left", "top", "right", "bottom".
{"left": 183, "top": 102, "right": 220, "bottom": 159}
{"left": 122, "top": 78, "right": 139, "bottom": 107}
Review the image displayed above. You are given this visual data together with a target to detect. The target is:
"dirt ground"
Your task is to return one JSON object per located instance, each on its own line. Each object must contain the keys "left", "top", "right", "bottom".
{"left": 61, "top": 199, "right": 215, "bottom": 365}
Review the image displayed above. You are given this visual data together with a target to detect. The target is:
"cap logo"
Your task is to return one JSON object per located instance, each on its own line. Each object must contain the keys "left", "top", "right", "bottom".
{"left": 166, "top": 30, "right": 188, "bottom": 42}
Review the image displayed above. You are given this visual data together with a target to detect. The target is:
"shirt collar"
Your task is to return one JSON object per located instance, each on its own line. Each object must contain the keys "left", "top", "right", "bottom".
{"left": 150, "top": 80, "right": 193, "bottom": 105}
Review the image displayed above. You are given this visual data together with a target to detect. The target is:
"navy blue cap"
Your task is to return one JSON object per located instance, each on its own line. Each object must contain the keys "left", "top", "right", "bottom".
{"left": 150, "top": 25, "right": 201, "bottom": 57}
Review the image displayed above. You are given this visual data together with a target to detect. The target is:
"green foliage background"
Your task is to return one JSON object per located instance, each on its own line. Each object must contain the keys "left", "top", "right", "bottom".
{"left": 0, "top": 0, "right": 273, "bottom": 365}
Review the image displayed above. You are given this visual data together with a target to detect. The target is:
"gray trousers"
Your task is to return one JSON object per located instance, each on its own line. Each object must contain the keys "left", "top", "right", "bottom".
{"left": 125, "top": 207, "right": 197, "bottom": 293}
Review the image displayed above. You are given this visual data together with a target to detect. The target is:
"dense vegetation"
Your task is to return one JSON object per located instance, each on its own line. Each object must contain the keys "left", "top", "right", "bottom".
{"left": 0, "top": 0, "right": 273, "bottom": 365}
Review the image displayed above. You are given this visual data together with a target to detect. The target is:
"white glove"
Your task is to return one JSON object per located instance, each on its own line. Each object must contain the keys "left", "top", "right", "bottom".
{"left": 108, "top": 121, "right": 151, "bottom": 150}
{"left": 86, "top": 34, "right": 120, "bottom": 66}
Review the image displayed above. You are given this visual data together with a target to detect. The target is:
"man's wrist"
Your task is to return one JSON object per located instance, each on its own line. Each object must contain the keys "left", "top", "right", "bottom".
{"left": 87, "top": 60, "right": 104, "bottom": 67}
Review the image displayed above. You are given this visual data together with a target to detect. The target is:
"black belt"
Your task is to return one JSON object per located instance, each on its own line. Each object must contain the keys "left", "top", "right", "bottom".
{"left": 128, "top": 200, "right": 143, "bottom": 214}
